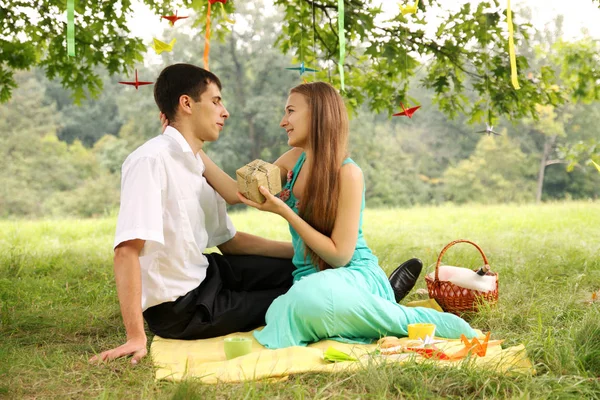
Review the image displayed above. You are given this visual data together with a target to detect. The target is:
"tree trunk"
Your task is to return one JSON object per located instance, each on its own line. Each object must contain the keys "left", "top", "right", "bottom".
{"left": 248, "top": 117, "right": 258, "bottom": 160}
{"left": 230, "top": 32, "right": 245, "bottom": 106}
{"left": 536, "top": 135, "right": 557, "bottom": 203}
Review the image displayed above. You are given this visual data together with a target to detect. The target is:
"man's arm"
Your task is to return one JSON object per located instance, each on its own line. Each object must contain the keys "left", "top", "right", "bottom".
{"left": 89, "top": 239, "right": 147, "bottom": 365}
{"left": 201, "top": 148, "right": 303, "bottom": 204}
{"left": 199, "top": 150, "right": 241, "bottom": 205}
{"left": 218, "top": 231, "right": 294, "bottom": 259}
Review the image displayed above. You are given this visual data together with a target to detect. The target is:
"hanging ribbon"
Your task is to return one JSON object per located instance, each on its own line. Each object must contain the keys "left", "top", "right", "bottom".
{"left": 241, "top": 161, "right": 272, "bottom": 193}
{"left": 312, "top": 0, "right": 316, "bottom": 80}
{"left": 507, "top": 0, "right": 520, "bottom": 89}
{"left": 219, "top": 2, "right": 235, "bottom": 24}
{"left": 338, "top": 0, "right": 346, "bottom": 91}
{"left": 203, "top": 1, "right": 212, "bottom": 70}
{"left": 67, "top": 0, "right": 75, "bottom": 57}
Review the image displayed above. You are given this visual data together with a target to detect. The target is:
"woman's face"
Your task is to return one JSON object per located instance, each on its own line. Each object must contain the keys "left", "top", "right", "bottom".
{"left": 280, "top": 92, "right": 310, "bottom": 148}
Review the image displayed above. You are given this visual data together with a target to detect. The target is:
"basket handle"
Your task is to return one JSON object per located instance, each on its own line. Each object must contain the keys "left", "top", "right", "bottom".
{"left": 434, "top": 239, "right": 490, "bottom": 282}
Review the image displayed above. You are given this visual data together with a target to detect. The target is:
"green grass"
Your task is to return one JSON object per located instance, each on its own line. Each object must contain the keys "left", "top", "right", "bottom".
{"left": 1, "top": 202, "right": 599, "bottom": 399}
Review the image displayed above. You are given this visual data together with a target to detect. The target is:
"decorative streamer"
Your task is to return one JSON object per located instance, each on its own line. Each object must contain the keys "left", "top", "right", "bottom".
{"left": 338, "top": 0, "right": 345, "bottom": 91}
{"left": 203, "top": 1, "right": 212, "bottom": 70}
{"left": 507, "top": 0, "right": 520, "bottom": 89}
{"left": 312, "top": 0, "right": 316, "bottom": 80}
{"left": 67, "top": 0, "right": 75, "bottom": 56}
{"left": 219, "top": 2, "right": 235, "bottom": 24}
{"left": 300, "top": 0, "right": 304, "bottom": 69}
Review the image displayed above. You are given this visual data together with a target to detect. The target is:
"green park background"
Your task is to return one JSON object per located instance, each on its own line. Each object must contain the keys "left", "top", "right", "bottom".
{"left": 1, "top": 0, "right": 599, "bottom": 398}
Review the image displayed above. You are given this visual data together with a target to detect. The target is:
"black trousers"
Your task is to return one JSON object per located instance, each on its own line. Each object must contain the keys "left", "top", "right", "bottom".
{"left": 143, "top": 253, "right": 295, "bottom": 340}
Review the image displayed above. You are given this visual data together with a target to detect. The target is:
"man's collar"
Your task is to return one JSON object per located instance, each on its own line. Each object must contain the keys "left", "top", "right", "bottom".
{"left": 163, "top": 126, "right": 194, "bottom": 154}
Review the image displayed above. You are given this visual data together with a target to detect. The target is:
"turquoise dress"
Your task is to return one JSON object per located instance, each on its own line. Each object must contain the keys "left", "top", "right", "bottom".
{"left": 253, "top": 153, "right": 477, "bottom": 348}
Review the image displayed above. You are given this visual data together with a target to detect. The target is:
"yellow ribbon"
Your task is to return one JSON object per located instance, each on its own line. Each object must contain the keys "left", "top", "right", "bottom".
{"left": 219, "top": 2, "right": 235, "bottom": 24}
{"left": 507, "top": 0, "right": 520, "bottom": 89}
{"left": 203, "top": 1, "right": 212, "bottom": 70}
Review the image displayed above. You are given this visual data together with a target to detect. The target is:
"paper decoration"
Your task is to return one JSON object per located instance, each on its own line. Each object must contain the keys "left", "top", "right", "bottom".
{"left": 393, "top": 102, "right": 421, "bottom": 118}
{"left": 400, "top": 0, "right": 419, "bottom": 16}
{"left": 151, "top": 38, "right": 176, "bottom": 54}
{"left": 446, "top": 332, "right": 505, "bottom": 360}
{"left": 476, "top": 124, "right": 500, "bottom": 136}
{"left": 286, "top": 61, "right": 319, "bottom": 76}
{"left": 507, "top": 0, "right": 520, "bottom": 89}
{"left": 161, "top": 10, "right": 189, "bottom": 26}
{"left": 118, "top": 70, "right": 153, "bottom": 90}
{"left": 338, "top": 0, "right": 346, "bottom": 91}
{"left": 323, "top": 347, "right": 358, "bottom": 362}
{"left": 379, "top": 332, "right": 503, "bottom": 362}
{"left": 67, "top": 0, "right": 75, "bottom": 56}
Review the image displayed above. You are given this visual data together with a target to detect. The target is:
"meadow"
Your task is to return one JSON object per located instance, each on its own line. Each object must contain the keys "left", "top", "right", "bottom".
{"left": 1, "top": 202, "right": 599, "bottom": 399}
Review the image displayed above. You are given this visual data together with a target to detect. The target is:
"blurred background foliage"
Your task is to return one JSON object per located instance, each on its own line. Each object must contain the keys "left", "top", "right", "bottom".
{"left": 0, "top": 0, "right": 598, "bottom": 218}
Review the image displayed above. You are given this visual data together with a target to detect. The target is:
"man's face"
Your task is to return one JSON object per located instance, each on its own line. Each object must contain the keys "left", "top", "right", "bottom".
{"left": 280, "top": 92, "right": 310, "bottom": 148}
{"left": 192, "top": 82, "right": 229, "bottom": 142}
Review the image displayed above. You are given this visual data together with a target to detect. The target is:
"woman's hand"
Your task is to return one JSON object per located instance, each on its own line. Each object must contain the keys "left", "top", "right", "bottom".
{"left": 159, "top": 112, "right": 169, "bottom": 133}
{"left": 237, "top": 186, "right": 288, "bottom": 216}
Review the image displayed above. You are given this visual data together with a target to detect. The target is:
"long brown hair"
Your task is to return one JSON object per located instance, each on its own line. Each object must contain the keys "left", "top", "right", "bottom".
{"left": 291, "top": 82, "right": 349, "bottom": 271}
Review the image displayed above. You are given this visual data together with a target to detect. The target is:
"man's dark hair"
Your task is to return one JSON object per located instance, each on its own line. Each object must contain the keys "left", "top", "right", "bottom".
{"left": 154, "top": 63, "right": 222, "bottom": 122}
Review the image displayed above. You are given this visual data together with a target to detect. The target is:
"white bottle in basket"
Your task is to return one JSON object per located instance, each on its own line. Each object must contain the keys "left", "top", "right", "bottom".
{"left": 433, "top": 265, "right": 496, "bottom": 293}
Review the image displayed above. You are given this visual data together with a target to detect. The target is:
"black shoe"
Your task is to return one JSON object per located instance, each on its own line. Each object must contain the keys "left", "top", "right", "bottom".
{"left": 389, "top": 258, "right": 423, "bottom": 303}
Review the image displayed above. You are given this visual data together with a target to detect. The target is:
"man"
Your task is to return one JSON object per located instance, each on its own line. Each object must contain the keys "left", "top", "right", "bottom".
{"left": 90, "top": 64, "right": 295, "bottom": 365}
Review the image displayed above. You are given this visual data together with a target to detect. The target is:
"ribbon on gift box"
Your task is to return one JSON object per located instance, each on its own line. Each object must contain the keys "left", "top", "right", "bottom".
{"left": 240, "top": 160, "right": 273, "bottom": 195}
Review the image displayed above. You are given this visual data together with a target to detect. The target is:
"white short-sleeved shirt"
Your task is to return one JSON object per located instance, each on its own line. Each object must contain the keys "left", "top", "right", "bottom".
{"left": 114, "top": 126, "right": 236, "bottom": 311}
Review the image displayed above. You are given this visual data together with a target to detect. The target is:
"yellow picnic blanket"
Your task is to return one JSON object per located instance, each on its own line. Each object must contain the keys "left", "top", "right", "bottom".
{"left": 151, "top": 329, "right": 535, "bottom": 383}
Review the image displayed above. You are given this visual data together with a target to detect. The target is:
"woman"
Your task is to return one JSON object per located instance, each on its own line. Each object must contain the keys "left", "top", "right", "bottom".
{"left": 235, "top": 82, "right": 478, "bottom": 348}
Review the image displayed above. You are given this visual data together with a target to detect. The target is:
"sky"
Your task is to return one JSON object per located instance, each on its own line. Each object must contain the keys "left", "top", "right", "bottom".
{"left": 129, "top": 0, "right": 600, "bottom": 44}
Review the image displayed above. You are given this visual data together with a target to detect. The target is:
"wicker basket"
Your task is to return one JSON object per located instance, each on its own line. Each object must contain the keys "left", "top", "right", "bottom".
{"left": 425, "top": 239, "right": 499, "bottom": 316}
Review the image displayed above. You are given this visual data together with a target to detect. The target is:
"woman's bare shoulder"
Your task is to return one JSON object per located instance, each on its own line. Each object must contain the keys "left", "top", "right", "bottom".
{"left": 273, "top": 147, "right": 304, "bottom": 171}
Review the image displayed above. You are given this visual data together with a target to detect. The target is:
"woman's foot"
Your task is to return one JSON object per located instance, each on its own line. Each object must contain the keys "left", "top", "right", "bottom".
{"left": 389, "top": 258, "right": 423, "bottom": 303}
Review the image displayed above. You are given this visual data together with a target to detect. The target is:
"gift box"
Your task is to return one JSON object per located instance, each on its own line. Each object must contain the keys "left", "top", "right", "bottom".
{"left": 236, "top": 159, "right": 281, "bottom": 203}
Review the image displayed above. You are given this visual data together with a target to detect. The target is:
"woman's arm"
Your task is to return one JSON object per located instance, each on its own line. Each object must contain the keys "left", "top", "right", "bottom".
{"left": 202, "top": 147, "right": 302, "bottom": 205}
{"left": 237, "top": 163, "right": 363, "bottom": 268}
{"left": 272, "top": 147, "right": 303, "bottom": 186}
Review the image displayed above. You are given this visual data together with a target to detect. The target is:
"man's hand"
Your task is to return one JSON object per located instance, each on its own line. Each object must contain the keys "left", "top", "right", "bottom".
{"left": 91, "top": 239, "right": 147, "bottom": 366}
{"left": 89, "top": 336, "right": 148, "bottom": 365}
